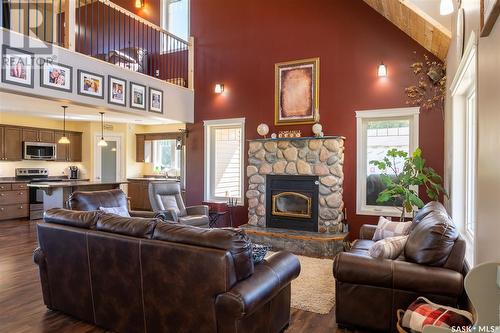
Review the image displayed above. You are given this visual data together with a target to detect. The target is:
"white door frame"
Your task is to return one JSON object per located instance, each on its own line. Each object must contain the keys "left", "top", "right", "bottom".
{"left": 93, "top": 134, "right": 124, "bottom": 181}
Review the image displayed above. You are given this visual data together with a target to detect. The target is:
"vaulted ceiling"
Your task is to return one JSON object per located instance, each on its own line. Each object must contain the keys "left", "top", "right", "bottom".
{"left": 364, "top": 0, "right": 451, "bottom": 61}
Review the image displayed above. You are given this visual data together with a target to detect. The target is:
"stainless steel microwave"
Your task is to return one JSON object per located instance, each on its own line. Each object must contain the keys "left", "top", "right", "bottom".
{"left": 23, "top": 142, "right": 57, "bottom": 160}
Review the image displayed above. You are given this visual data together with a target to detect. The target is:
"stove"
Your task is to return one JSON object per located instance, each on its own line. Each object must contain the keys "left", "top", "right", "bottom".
{"left": 15, "top": 168, "right": 67, "bottom": 220}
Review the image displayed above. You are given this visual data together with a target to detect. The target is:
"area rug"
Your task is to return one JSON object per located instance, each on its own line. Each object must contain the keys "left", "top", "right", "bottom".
{"left": 267, "top": 252, "right": 335, "bottom": 314}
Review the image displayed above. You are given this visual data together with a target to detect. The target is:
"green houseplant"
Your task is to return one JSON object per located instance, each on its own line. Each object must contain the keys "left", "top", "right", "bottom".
{"left": 369, "top": 148, "right": 447, "bottom": 221}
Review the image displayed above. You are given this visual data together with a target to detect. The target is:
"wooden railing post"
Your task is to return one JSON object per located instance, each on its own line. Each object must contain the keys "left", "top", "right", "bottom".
{"left": 188, "top": 36, "right": 195, "bottom": 90}
{"left": 64, "top": 0, "right": 76, "bottom": 50}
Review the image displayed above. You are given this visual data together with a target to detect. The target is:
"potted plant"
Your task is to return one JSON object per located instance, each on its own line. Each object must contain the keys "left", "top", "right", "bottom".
{"left": 369, "top": 148, "right": 447, "bottom": 221}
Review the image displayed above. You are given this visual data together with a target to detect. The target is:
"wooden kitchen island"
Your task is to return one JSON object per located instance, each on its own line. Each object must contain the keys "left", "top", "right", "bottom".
{"left": 27, "top": 180, "right": 128, "bottom": 211}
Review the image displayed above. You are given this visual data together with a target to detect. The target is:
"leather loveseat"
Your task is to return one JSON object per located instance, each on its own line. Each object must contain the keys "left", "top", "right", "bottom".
{"left": 34, "top": 208, "right": 300, "bottom": 333}
{"left": 333, "top": 202, "right": 466, "bottom": 332}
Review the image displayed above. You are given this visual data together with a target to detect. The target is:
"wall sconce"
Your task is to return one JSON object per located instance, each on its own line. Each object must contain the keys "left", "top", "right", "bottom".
{"left": 440, "top": 0, "right": 454, "bottom": 15}
{"left": 377, "top": 62, "right": 388, "bottom": 77}
{"left": 135, "top": 0, "right": 144, "bottom": 9}
{"left": 214, "top": 83, "right": 224, "bottom": 94}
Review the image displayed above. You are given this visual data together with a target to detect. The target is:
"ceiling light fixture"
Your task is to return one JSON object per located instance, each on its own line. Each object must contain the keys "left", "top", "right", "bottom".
{"left": 58, "top": 105, "right": 71, "bottom": 144}
{"left": 97, "top": 112, "right": 108, "bottom": 147}
{"left": 214, "top": 83, "right": 224, "bottom": 94}
{"left": 377, "top": 62, "right": 388, "bottom": 77}
{"left": 440, "top": 0, "right": 454, "bottom": 15}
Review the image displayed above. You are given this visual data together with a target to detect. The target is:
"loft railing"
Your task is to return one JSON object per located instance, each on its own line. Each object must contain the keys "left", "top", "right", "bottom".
{"left": 1, "top": 0, "right": 192, "bottom": 88}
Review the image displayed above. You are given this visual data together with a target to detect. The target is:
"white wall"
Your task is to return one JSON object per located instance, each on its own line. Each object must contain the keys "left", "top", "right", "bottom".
{"left": 445, "top": 1, "right": 500, "bottom": 264}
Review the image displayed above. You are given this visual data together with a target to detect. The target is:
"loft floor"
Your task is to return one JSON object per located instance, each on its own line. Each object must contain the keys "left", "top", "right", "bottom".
{"left": 0, "top": 219, "right": 367, "bottom": 333}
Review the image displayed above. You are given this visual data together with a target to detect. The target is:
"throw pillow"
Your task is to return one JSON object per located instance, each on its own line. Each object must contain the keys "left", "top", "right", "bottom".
{"left": 251, "top": 243, "right": 271, "bottom": 264}
{"left": 401, "top": 297, "right": 473, "bottom": 332}
{"left": 99, "top": 206, "right": 131, "bottom": 218}
{"left": 369, "top": 235, "right": 408, "bottom": 259}
{"left": 372, "top": 216, "right": 412, "bottom": 241}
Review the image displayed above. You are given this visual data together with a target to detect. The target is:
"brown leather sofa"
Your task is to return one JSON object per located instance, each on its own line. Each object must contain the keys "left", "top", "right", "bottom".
{"left": 333, "top": 202, "right": 466, "bottom": 332}
{"left": 34, "top": 208, "right": 300, "bottom": 333}
{"left": 68, "top": 188, "right": 168, "bottom": 220}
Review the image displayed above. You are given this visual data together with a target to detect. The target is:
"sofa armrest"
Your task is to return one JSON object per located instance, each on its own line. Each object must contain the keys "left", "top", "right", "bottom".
{"left": 186, "top": 205, "right": 209, "bottom": 216}
{"left": 33, "top": 247, "right": 52, "bottom": 308}
{"left": 129, "top": 210, "right": 156, "bottom": 218}
{"left": 333, "top": 252, "right": 463, "bottom": 297}
{"left": 359, "top": 224, "right": 377, "bottom": 240}
{"left": 215, "top": 251, "right": 300, "bottom": 318}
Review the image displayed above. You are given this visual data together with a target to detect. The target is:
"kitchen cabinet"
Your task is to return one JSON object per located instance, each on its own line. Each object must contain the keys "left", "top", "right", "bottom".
{"left": 128, "top": 180, "right": 151, "bottom": 210}
{"left": 54, "top": 131, "right": 82, "bottom": 162}
{"left": 0, "top": 182, "right": 29, "bottom": 220}
{"left": 136, "top": 134, "right": 145, "bottom": 162}
{"left": 54, "top": 131, "right": 68, "bottom": 161}
{"left": 22, "top": 128, "right": 55, "bottom": 143}
{"left": 3, "top": 127, "right": 22, "bottom": 161}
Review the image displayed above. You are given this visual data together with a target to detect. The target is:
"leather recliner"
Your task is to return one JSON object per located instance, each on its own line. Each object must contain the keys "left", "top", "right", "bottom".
{"left": 34, "top": 208, "right": 300, "bottom": 333}
{"left": 148, "top": 181, "right": 210, "bottom": 227}
{"left": 333, "top": 202, "right": 466, "bottom": 332}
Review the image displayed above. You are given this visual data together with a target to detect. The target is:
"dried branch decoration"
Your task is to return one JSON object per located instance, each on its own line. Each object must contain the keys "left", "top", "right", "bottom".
{"left": 405, "top": 52, "right": 446, "bottom": 112}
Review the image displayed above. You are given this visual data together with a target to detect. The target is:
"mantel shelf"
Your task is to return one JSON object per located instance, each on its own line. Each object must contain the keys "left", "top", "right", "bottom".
{"left": 247, "top": 136, "right": 345, "bottom": 142}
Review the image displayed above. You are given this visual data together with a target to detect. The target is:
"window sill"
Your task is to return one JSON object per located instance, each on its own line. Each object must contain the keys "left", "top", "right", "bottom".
{"left": 357, "top": 205, "right": 412, "bottom": 219}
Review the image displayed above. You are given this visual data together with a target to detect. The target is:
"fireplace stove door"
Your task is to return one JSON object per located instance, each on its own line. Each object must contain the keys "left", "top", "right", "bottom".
{"left": 272, "top": 192, "right": 312, "bottom": 219}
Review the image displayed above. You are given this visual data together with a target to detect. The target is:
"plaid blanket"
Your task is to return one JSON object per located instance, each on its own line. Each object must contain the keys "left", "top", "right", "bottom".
{"left": 401, "top": 297, "right": 473, "bottom": 332}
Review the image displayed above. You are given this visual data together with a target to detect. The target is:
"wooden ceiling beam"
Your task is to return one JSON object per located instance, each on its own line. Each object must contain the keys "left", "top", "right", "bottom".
{"left": 363, "top": 0, "right": 451, "bottom": 61}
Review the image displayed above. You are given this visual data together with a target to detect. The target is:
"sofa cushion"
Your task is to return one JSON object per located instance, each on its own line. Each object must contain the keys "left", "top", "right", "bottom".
{"left": 351, "top": 239, "right": 375, "bottom": 251}
{"left": 153, "top": 223, "right": 254, "bottom": 281}
{"left": 411, "top": 201, "right": 448, "bottom": 231}
{"left": 373, "top": 216, "right": 412, "bottom": 241}
{"left": 44, "top": 208, "right": 100, "bottom": 229}
{"left": 96, "top": 213, "right": 159, "bottom": 239}
{"left": 99, "top": 206, "right": 131, "bottom": 218}
{"left": 178, "top": 215, "right": 209, "bottom": 227}
{"left": 404, "top": 211, "right": 458, "bottom": 266}
{"left": 69, "top": 189, "right": 128, "bottom": 211}
{"left": 369, "top": 235, "right": 408, "bottom": 259}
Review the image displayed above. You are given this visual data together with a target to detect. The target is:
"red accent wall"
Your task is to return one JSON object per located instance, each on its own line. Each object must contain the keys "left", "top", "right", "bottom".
{"left": 187, "top": 0, "right": 445, "bottom": 238}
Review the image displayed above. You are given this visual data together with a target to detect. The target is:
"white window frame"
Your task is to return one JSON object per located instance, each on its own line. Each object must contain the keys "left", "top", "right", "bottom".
{"left": 204, "top": 118, "right": 245, "bottom": 204}
{"left": 450, "top": 32, "right": 478, "bottom": 266}
{"left": 160, "top": 0, "right": 190, "bottom": 45}
{"left": 356, "top": 107, "right": 420, "bottom": 217}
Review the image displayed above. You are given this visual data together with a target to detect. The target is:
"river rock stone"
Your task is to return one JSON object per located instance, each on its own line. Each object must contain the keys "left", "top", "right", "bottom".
{"left": 248, "top": 184, "right": 258, "bottom": 190}
{"left": 298, "top": 150, "right": 307, "bottom": 159}
{"left": 259, "top": 194, "right": 265, "bottom": 204}
{"left": 306, "top": 152, "right": 318, "bottom": 163}
{"left": 259, "top": 163, "right": 272, "bottom": 174}
{"left": 257, "top": 184, "right": 266, "bottom": 192}
{"left": 320, "top": 208, "right": 339, "bottom": 220}
{"left": 248, "top": 198, "right": 259, "bottom": 208}
{"left": 247, "top": 165, "right": 258, "bottom": 176}
{"left": 256, "top": 204, "right": 266, "bottom": 216}
{"left": 286, "top": 162, "right": 298, "bottom": 174}
{"left": 254, "top": 149, "right": 265, "bottom": 160}
{"left": 283, "top": 147, "right": 298, "bottom": 161}
{"left": 330, "top": 164, "right": 343, "bottom": 178}
{"left": 324, "top": 139, "right": 340, "bottom": 152}
{"left": 277, "top": 150, "right": 283, "bottom": 159}
{"left": 248, "top": 157, "right": 262, "bottom": 166}
{"left": 319, "top": 196, "right": 326, "bottom": 207}
{"left": 249, "top": 175, "right": 265, "bottom": 184}
{"left": 314, "top": 164, "right": 330, "bottom": 176}
{"left": 327, "top": 154, "right": 339, "bottom": 165}
{"left": 291, "top": 140, "right": 307, "bottom": 148}
{"left": 265, "top": 153, "right": 277, "bottom": 163}
{"left": 248, "top": 215, "right": 258, "bottom": 225}
{"left": 321, "top": 175, "right": 338, "bottom": 187}
{"left": 249, "top": 141, "right": 262, "bottom": 154}
{"left": 264, "top": 141, "right": 278, "bottom": 152}
{"left": 258, "top": 217, "right": 266, "bottom": 227}
{"left": 246, "top": 190, "right": 260, "bottom": 198}
{"left": 297, "top": 160, "right": 312, "bottom": 174}
{"left": 309, "top": 140, "right": 322, "bottom": 150}
{"left": 319, "top": 185, "right": 331, "bottom": 195}
{"left": 319, "top": 147, "right": 331, "bottom": 162}
{"left": 278, "top": 141, "right": 289, "bottom": 149}
{"left": 326, "top": 192, "right": 342, "bottom": 208}
{"left": 273, "top": 160, "right": 287, "bottom": 174}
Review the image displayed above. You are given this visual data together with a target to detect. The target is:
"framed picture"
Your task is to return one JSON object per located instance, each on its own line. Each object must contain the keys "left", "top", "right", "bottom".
{"left": 40, "top": 61, "right": 72, "bottom": 92}
{"left": 1, "top": 46, "right": 34, "bottom": 88}
{"left": 149, "top": 88, "right": 163, "bottom": 113}
{"left": 275, "top": 57, "right": 319, "bottom": 125}
{"left": 108, "top": 76, "right": 127, "bottom": 106}
{"left": 77, "top": 70, "right": 104, "bottom": 98}
{"left": 481, "top": 0, "right": 500, "bottom": 36}
{"left": 130, "top": 82, "right": 146, "bottom": 110}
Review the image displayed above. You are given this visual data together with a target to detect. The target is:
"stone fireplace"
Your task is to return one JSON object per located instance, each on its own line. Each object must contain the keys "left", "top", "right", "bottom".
{"left": 246, "top": 136, "right": 345, "bottom": 233}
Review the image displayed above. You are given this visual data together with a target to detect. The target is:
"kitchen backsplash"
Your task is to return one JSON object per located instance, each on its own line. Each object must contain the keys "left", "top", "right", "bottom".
{"left": 0, "top": 161, "right": 86, "bottom": 178}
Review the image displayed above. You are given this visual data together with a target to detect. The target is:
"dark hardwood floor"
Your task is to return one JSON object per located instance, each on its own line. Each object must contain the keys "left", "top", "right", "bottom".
{"left": 0, "top": 219, "right": 361, "bottom": 333}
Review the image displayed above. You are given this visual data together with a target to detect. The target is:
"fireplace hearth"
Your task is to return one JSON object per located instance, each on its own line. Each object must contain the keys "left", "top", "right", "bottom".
{"left": 266, "top": 175, "right": 319, "bottom": 232}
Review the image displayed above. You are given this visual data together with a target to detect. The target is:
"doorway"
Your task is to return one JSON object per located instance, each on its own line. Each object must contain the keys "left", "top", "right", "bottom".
{"left": 94, "top": 135, "right": 123, "bottom": 181}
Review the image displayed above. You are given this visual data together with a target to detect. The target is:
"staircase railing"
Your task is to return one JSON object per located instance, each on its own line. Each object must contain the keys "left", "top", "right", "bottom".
{"left": 1, "top": 0, "right": 192, "bottom": 88}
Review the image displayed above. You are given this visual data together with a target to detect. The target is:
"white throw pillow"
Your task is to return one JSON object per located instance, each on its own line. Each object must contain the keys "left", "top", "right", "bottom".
{"left": 99, "top": 206, "right": 131, "bottom": 218}
{"left": 369, "top": 235, "right": 408, "bottom": 259}
{"left": 372, "top": 216, "right": 412, "bottom": 241}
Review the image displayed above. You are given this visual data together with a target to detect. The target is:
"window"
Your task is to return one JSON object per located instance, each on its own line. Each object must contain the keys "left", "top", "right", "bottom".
{"left": 356, "top": 107, "right": 420, "bottom": 217}
{"left": 152, "top": 139, "right": 182, "bottom": 177}
{"left": 162, "top": 0, "right": 189, "bottom": 41}
{"left": 450, "top": 32, "right": 477, "bottom": 265}
{"left": 204, "top": 118, "right": 245, "bottom": 203}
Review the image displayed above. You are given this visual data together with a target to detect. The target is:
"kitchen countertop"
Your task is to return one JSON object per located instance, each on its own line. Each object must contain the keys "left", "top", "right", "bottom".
{"left": 27, "top": 180, "right": 128, "bottom": 188}
{"left": 127, "top": 177, "right": 179, "bottom": 182}
{"left": 0, "top": 178, "right": 30, "bottom": 184}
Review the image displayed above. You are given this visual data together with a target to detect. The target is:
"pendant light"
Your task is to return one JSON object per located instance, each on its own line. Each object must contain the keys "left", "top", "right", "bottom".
{"left": 58, "top": 106, "right": 70, "bottom": 144}
{"left": 97, "top": 112, "right": 108, "bottom": 147}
